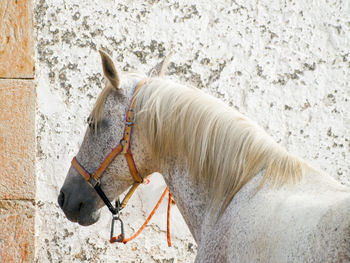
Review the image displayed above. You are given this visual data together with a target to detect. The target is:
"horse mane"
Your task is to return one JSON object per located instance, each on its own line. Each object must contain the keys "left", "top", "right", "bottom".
{"left": 134, "top": 78, "right": 306, "bottom": 216}
{"left": 91, "top": 75, "right": 306, "bottom": 216}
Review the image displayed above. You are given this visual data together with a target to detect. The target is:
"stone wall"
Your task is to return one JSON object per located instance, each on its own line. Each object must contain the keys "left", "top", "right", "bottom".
{"left": 0, "top": 1, "right": 36, "bottom": 262}
{"left": 0, "top": 0, "right": 346, "bottom": 262}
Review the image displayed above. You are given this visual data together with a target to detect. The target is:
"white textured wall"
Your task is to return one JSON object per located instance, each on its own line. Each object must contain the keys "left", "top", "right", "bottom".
{"left": 35, "top": 0, "right": 350, "bottom": 262}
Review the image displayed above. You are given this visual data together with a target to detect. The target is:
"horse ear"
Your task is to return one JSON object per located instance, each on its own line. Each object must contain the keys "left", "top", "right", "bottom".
{"left": 148, "top": 51, "right": 174, "bottom": 77}
{"left": 99, "top": 50, "right": 120, "bottom": 89}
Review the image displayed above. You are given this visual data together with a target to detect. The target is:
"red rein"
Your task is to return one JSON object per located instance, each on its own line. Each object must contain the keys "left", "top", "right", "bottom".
{"left": 110, "top": 187, "right": 174, "bottom": 247}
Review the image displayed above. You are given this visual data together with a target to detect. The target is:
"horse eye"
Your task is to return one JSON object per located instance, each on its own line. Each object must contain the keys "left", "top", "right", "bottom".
{"left": 87, "top": 117, "right": 94, "bottom": 129}
{"left": 100, "top": 119, "right": 109, "bottom": 128}
{"left": 86, "top": 116, "right": 107, "bottom": 132}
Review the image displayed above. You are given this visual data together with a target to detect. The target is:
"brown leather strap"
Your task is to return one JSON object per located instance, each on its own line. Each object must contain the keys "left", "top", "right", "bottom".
{"left": 122, "top": 79, "right": 147, "bottom": 154}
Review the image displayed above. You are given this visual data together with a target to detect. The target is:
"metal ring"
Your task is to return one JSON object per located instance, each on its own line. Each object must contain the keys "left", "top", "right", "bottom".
{"left": 125, "top": 117, "right": 135, "bottom": 126}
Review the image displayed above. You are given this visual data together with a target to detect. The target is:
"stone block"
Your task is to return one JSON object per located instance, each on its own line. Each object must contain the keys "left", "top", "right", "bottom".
{"left": 0, "top": 80, "right": 35, "bottom": 200}
{"left": 0, "top": 0, "right": 34, "bottom": 78}
{"left": 0, "top": 200, "right": 35, "bottom": 263}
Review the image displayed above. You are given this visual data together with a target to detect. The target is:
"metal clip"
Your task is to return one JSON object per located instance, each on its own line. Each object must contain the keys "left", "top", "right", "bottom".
{"left": 110, "top": 198, "right": 124, "bottom": 243}
{"left": 110, "top": 214, "right": 124, "bottom": 243}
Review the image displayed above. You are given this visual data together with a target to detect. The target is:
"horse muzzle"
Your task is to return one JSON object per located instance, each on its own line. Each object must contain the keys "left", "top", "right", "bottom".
{"left": 58, "top": 187, "right": 101, "bottom": 226}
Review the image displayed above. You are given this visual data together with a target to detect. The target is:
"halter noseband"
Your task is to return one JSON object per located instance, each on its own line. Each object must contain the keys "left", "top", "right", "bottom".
{"left": 71, "top": 79, "right": 147, "bottom": 215}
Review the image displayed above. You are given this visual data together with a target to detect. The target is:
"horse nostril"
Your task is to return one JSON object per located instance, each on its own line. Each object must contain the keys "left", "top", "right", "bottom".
{"left": 58, "top": 190, "right": 65, "bottom": 208}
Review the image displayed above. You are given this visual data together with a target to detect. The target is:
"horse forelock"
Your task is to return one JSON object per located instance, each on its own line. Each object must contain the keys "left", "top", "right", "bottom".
{"left": 89, "top": 84, "right": 114, "bottom": 131}
{"left": 134, "top": 78, "right": 307, "bottom": 216}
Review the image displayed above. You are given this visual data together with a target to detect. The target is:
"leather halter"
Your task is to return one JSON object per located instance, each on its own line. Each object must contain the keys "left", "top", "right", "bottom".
{"left": 71, "top": 79, "right": 147, "bottom": 215}
{"left": 71, "top": 79, "right": 173, "bottom": 246}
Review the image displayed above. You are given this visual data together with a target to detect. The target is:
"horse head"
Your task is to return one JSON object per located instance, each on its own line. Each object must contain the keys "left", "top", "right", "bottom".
{"left": 58, "top": 51, "right": 168, "bottom": 226}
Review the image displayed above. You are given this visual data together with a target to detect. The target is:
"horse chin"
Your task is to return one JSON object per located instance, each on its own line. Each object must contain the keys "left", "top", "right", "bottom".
{"left": 78, "top": 209, "right": 101, "bottom": 226}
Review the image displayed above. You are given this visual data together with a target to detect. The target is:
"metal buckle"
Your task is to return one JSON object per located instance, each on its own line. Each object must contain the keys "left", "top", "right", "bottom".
{"left": 88, "top": 176, "right": 100, "bottom": 188}
{"left": 125, "top": 109, "right": 135, "bottom": 126}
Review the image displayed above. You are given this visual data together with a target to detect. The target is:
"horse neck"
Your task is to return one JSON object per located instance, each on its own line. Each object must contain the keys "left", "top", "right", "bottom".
{"left": 132, "top": 116, "right": 210, "bottom": 242}
{"left": 159, "top": 158, "right": 209, "bottom": 243}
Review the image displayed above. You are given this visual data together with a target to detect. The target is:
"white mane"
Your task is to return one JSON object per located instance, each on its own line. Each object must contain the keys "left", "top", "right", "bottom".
{"left": 134, "top": 78, "right": 307, "bottom": 215}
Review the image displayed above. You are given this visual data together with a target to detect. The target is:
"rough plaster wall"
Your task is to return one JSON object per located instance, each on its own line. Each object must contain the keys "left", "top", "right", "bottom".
{"left": 34, "top": 0, "right": 350, "bottom": 262}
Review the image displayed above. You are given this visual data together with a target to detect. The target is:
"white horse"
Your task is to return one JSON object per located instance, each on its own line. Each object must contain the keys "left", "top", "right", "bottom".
{"left": 58, "top": 51, "right": 350, "bottom": 262}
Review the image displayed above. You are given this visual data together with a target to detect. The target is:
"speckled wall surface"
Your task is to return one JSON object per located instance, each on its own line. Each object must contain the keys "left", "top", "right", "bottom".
{"left": 34, "top": 0, "right": 350, "bottom": 262}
